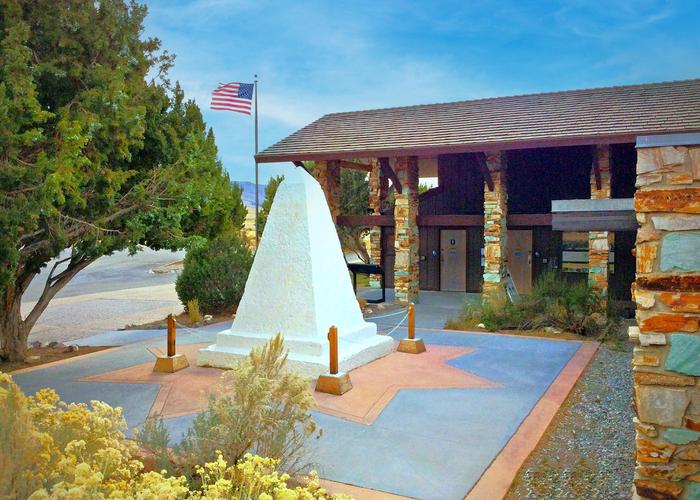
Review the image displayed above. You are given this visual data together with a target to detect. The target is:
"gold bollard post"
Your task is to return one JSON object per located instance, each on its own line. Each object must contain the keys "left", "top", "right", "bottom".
{"left": 154, "top": 313, "right": 189, "bottom": 373}
{"left": 315, "top": 325, "right": 352, "bottom": 395}
{"left": 328, "top": 325, "right": 339, "bottom": 374}
{"left": 167, "top": 314, "right": 176, "bottom": 357}
{"left": 397, "top": 302, "right": 426, "bottom": 354}
{"left": 407, "top": 303, "right": 416, "bottom": 340}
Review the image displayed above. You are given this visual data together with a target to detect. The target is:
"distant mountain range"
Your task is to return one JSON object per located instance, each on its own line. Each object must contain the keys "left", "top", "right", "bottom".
{"left": 235, "top": 181, "right": 266, "bottom": 208}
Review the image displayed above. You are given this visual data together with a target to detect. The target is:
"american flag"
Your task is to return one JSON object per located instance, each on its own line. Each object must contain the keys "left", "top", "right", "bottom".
{"left": 210, "top": 82, "right": 254, "bottom": 115}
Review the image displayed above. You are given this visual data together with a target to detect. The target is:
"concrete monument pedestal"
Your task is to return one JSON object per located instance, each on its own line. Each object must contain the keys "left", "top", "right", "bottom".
{"left": 198, "top": 167, "right": 393, "bottom": 377}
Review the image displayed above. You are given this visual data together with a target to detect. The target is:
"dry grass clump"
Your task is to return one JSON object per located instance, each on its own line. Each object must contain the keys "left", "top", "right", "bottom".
{"left": 186, "top": 298, "right": 202, "bottom": 324}
{"left": 446, "top": 272, "right": 619, "bottom": 337}
{"left": 176, "top": 333, "right": 319, "bottom": 474}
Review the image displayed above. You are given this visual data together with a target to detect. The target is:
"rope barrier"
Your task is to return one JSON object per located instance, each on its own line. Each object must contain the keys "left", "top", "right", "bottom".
{"left": 369, "top": 308, "right": 410, "bottom": 321}
{"left": 171, "top": 307, "right": 410, "bottom": 342}
{"left": 381, "top": 310, "right": 409, "bottom": 337}
{"left": 172, "top": 318, "right": 207, "bottom": 335}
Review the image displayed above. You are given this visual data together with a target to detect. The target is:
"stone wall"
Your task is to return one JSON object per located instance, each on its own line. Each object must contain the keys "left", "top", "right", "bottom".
{"left": 589, "top": 145, "right": 612, "bottom": 296}
{"left": 483, "top": 151, "right": 507, "bottom": 296}
{"left": 393, "top": 156, "right": 419, "bottom": 304}
{"left": 313, "top": 160, "right": 341, "bottom": 221}
{"left": 631, "top": 135, "right": 700, "bottom": 500}
{"left": 368, "top": 159, "right": 383, "bottom": 288}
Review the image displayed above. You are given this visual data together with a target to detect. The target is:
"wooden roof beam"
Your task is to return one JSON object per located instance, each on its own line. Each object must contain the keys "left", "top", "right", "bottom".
{"left": 338, "top": 160, "right": 372, "bottom": 172}
{"left": 378, "top": 157, "right": 402, "bottom": 194}
{"left": 292, "top": 161, "right": 312, "bottom": 175}
{"left": 475, "top": 153, "right": 495, "bottom": 192}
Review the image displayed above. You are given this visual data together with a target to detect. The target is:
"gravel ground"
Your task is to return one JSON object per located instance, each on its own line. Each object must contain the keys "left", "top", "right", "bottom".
{"left": 506, "top": 341, "right": 635, "bottom": 499}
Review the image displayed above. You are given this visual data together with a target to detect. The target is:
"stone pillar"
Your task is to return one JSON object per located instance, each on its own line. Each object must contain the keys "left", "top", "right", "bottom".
{"left": 394, "top": 156, "right": 419, "bottom": 304}
{"left": 482, "top": 151, "right": 507, "bottom": 297}
{"left": 368, "top": 159, "right": 384, "bottom": 288}
{"left": 630, "top": 134, "right": 700, "bottom": 500}
{"left": 313, "top": 160, "right": 341, "bottom": 221}
{"left": 589, "top": 145, "right": 612, "bottom": 296}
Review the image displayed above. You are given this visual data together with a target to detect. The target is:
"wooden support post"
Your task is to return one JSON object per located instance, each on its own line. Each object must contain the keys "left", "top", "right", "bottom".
{"left": 154, "top": 313, "right": 189, "bottom": 373}
{"left": 476, "top": 153, "right": 495, "bottom": 192}
{"left": 379, "top": 157, "right": 403, "bottom": 194}
{"left": 315, "top": 325, "right": 352, "bottom": 395}
{"left": 397, "top": 303, "right": 426, "bottom": 354}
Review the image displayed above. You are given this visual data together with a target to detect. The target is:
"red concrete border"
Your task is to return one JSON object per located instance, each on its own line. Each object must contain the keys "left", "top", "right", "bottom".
{"left": 10, "top": 344, "right": 128, "bottom": 375}
{"left": 464, "top": 341, "right": 599, "bottom": 499}
{"left": 320, "top": 479, "right": 416, "bottom": 499}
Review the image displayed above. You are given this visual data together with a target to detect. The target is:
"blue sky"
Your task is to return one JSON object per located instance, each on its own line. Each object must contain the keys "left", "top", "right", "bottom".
{"left": 144, "top": 0, "right": 700, "bottom": 184}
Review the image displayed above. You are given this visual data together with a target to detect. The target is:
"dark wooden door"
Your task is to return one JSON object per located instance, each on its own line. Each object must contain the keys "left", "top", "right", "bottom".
{"left": 382, "top": 227, "right": 395, "bottom": 288}
{"left": 466, "top": 227, "right": 484, "bottom": 292}
{"left": 420, "top": 227, "right": 440, "bottom": 290}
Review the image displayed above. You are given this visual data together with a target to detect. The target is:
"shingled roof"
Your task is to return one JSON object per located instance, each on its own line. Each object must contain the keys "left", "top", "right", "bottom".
{"left": 256, "top": 79, "right": 700, "bottom": 163}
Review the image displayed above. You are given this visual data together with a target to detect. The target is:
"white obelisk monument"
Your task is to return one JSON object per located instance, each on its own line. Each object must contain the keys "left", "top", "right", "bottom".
{"left": 198, "top": 167, "right": 393, "bottom": 377}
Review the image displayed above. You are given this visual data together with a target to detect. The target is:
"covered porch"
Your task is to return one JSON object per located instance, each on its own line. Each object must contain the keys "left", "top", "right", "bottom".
{"left": 254, "top": 81, "right": 699, "bottom": 305}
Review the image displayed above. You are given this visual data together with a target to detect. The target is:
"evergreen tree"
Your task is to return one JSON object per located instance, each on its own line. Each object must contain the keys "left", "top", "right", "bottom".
{"left": 0, "top": 0, "right": 245, "bottom": 361}
{"left": 256, "top": 175, "right": 284, "bottom": 238}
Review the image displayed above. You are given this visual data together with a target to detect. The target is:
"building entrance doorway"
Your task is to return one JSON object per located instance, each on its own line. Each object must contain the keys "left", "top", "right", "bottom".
{"left": 440, "top": 229, "right": 467, "bottom": 291}
{"left": 507, "top": 230, "right": 533, "bottom": 293}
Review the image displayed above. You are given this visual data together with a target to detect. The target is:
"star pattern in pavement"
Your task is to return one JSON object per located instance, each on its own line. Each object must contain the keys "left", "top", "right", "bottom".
{"left": 83, "top": 342, "right": 499, "bottom": 425}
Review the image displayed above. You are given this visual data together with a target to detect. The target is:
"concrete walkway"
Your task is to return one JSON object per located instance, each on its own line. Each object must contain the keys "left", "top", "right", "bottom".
{"left": 361, "top": 288, "right": 479, "bottom": 330}
{"left": 23, "top": 249, "right": 185, "bottom": 345}
{"left": 11, "top": 316, "right": 596, "bottom": 500}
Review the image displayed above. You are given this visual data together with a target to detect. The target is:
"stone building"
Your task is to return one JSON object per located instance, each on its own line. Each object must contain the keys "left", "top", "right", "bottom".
{"left": 256, "top": 79, "right": 700, "bottom": 497}
{"left": 629, "top": 133, "right": 700, "bottom": 500}
{"left": 256, "top": 79, "right": 700, "bottom": 312}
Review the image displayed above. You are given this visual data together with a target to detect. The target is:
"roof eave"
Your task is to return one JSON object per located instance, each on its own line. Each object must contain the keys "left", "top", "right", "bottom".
{"left": 255, "top": 131, "right": 648, "bottom": 163}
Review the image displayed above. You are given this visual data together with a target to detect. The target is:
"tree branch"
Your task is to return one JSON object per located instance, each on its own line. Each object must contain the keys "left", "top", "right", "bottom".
{"left": 24, "top": 255, "right": 94, "bottom": 332}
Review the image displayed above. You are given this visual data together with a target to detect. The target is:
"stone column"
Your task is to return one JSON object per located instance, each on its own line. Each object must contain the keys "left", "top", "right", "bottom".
{"left": 394, "top": 156, "right": 419, "bottom": 304}
{"left": 313, "top": 160, "right": 341, "bottom": 221}
{"left": 589, "top": 145, "right": 612, "bottom": 296}
{"left": 482, "top": 151, "right": 507, "bottom": 297}
{"left": 368, "top": 159, "right": 385, "bottom": 288}
{"left": 630, "top": 135, "right": 700, "bottom": 500}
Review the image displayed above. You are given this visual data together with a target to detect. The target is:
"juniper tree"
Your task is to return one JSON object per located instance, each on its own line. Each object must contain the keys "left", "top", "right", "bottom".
{"left": 0, "top": 0, "right": 245, "bottom": 361}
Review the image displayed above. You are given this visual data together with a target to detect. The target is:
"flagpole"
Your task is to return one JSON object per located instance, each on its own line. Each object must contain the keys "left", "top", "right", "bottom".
{"left": 254, "top": 74, "right": 259, "bottom": 247}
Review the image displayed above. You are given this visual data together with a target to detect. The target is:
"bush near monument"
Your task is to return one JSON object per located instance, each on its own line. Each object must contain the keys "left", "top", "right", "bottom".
{"left": 175, "top": 334, "right": 319, "bottom": 474}
{"left": 447, "top": 272, "right": 618, "bottom": 337}
{"left": 175, "top": 233, "right": 253, "bottom": 314}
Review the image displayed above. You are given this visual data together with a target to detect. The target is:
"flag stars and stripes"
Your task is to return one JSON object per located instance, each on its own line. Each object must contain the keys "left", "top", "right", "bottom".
{"left": 210, "top": 82, "right": 254, "bottom": 115}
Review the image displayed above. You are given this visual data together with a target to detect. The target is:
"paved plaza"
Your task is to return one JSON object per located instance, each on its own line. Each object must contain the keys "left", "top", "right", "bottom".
{"left": 12, "top": 311, "right": 596, "bottom": 499}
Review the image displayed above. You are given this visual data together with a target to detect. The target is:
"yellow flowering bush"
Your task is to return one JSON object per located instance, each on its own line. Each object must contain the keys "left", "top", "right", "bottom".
{"left": 1, "top": 370, "right": 350, "bottom": 499}
{"left": 1, "top": 371, "right": 143, "bottom": 498}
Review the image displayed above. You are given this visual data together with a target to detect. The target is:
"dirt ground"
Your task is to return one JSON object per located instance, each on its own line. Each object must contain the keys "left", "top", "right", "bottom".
{"left": 1, "top": 346, "right": 112, "bottom": 373}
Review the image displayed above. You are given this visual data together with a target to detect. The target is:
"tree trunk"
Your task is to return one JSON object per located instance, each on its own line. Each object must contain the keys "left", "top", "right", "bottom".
{"left": 1, "top": 292, "right": 29, "bottom": 362}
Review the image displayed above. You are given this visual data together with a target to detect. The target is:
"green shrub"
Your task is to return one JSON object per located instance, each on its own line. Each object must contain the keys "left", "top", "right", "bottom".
{"left": 446, "top": 272, "right": 617, "bottom": 337}
{"left": 176, "top": 233, "right": 253, "bottom": 314}
{"left": 177, "top": 334, "right": 319, "bottom": 474}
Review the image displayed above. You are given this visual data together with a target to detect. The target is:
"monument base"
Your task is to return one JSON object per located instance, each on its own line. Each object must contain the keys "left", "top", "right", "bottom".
{"left": 198, "top": 324, "right": 393, "bottom": 378}
{"left": 397, "top": 338, "right": 426, "bottom": 354}
{"left": 153, "top": 354, "right": 189, "bottom": 373}
{"left": 315, "top": 372, "right": 352, "bottom": 395}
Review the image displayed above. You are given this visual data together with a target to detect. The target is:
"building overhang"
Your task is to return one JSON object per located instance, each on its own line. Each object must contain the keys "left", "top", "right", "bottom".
{"left": 551, "top": 198, "right": 637, "bottom": 231}
{"left": 255, "top": 133, "right": 643, "bottom": 164}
